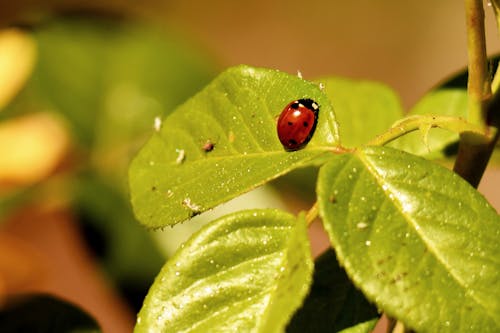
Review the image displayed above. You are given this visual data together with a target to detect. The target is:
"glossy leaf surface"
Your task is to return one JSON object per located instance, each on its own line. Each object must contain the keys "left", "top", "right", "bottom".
{"left": 317, "top": 146, "right": 500, "bottom": 332}
{"left": 135, "top": 210, "right": 313, "bottom": 333}
{"left": 320, "top": 77, "right": 403, "bottom": 148}
{"left": 389, "top": 89, "right": 467, "bottom": 158}
{"left": 129, "top": 65, "right": 339, "bottom": 228}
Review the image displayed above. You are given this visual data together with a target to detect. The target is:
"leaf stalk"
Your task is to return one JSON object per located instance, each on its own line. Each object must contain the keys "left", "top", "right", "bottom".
{"left": 367, "top": 115, "right": 484, "bottom": 147}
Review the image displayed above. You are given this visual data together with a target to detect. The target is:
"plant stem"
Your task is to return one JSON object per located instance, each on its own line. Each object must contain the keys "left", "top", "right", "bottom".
{"left": 453, "top": 0, "right": 497, "bottom": 188}
{"left": 305, "top": 202, "right": 318, "bottom": 226}
{"left": 464, "top": 0, "right": 490, "bottom": 126}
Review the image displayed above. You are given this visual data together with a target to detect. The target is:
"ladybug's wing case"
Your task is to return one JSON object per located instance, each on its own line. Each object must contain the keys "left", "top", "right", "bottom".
{"left": 277, "top": 99, "right": 319, "bottom": 151}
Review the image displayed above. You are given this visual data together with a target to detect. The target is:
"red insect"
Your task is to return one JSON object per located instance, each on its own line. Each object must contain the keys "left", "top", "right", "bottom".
{"left": 277, "top": 98, "right": 319, "bottom": 151}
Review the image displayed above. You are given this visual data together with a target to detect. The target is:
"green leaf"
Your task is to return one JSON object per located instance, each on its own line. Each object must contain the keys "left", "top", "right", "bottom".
{"left": 287, "top": 249, "right": 378, "bottom": 333}
{"left": 388, "top": 89, "right": 467, "bottom": 158}
{"left": 319, "top": 77, "right": 403, "bottom": 148}
{"left": 0, "top": 294, "right": 101, "bottom": 333}
{"left": 135, "top": 209, "right": 313, "bottom": 333}
{"left": 386, "top": 56, "right": 500, "bottom": 164}
{"left": 271, "top": 77, "right": 403, "bottom": 204}
{"left": 129, "top": 65, "right": 340, "bottom": 228}
{"left": 152, "top": 185, "right": 286, "bottom": 258}
{"left": 317, "top": 146, "right": 500, "bottom": 332}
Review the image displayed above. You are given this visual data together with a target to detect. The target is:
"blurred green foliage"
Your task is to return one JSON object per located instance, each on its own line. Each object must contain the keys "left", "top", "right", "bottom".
{"left": 1, "top": 14, "right": 216, "bottom": 310}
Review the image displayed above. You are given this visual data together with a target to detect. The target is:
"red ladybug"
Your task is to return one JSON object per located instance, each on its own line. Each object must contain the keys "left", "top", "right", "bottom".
{"left": 277, "top": 98, "right": 319, "bottom": 151}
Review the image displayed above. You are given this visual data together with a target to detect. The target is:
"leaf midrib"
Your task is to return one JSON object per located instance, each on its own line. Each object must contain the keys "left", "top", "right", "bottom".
{"left": 356, "top": 150, "right": 497, "bottom": 324}
{"left": 161, "top": 251, "right": 286, "bottom": 332}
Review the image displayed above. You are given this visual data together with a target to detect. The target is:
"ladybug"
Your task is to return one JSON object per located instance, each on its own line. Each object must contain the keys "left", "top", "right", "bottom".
{"left": 277, "top": 98, "right": 319, "bottom": 151}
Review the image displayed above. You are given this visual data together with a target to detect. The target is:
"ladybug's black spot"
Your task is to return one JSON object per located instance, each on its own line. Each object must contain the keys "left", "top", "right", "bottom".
{"left": 288, "top": 121, "right": 294, "bottom": 126}
{"left": 288, "top": 139, "right": 298, "bottom": 145}
{"left": 303, "top": 121, "right": 309, "bottom": 127}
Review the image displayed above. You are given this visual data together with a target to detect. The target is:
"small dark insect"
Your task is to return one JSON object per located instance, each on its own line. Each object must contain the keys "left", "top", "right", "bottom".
{"left": 202, "top": 140, "right": 215, "bottom": 152}
{"left": 328, "top": 195, "right": 337, "bottom": 204}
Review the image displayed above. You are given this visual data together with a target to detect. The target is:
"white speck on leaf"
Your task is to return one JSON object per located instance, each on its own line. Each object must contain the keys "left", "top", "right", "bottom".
{"left": 357, "top": 222, "right": 368, "bottom": 229}
{"left": 182, "top": 198, "right": 201, "bottom": 213}
{"left": 153, "top": 116, "right": 162, "bottom": 132}
{"left": 175, "top": 149, "right": 185, "bottom": 164}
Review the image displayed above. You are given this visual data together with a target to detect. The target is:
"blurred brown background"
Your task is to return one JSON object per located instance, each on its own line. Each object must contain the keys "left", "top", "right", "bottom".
{"left": 3, "top": 0, "right": 500, "bottom": 106}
